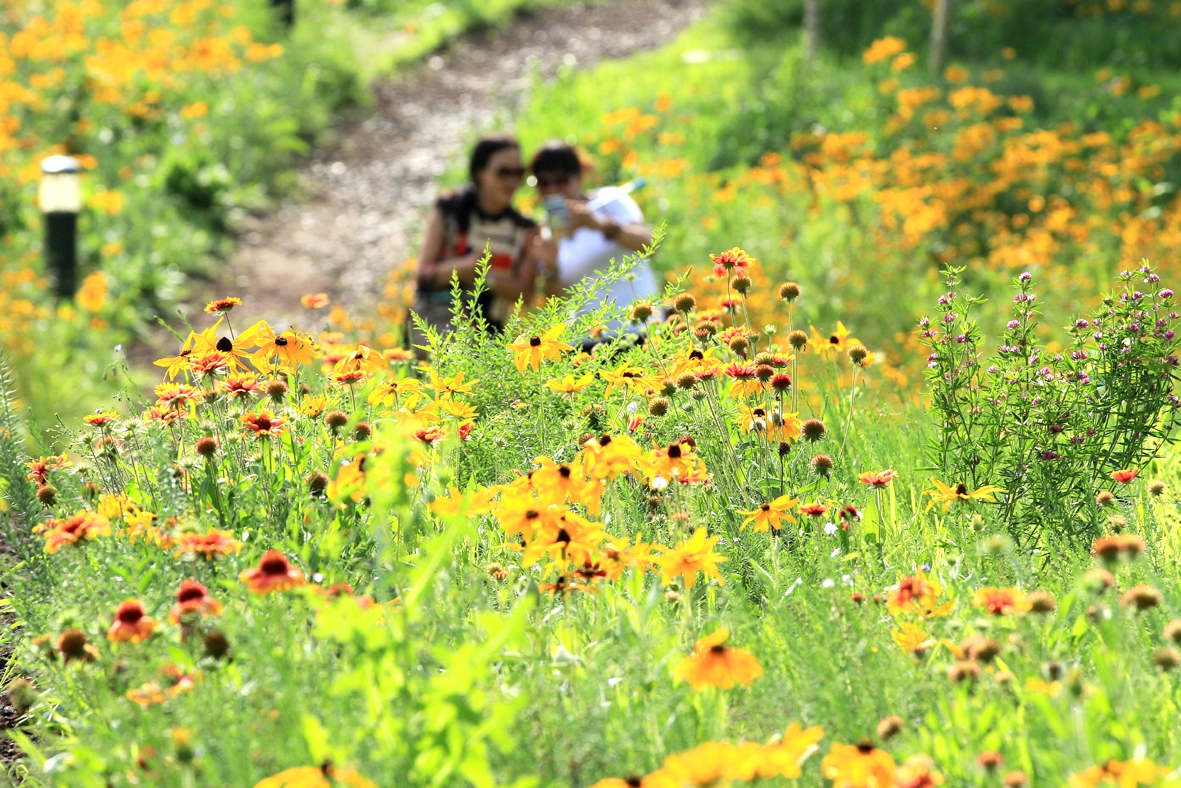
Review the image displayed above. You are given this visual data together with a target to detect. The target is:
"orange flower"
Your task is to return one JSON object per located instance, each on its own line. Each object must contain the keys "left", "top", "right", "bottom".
{"left": 107, "top": 599, "right": 158, "bottom": 643}
{"left": 83, "top": 411, "right": 119, "bottom": 427}
{"left": 301, "top": 293, "right": 329, "bottom": 308}
{"left": 37, "top": 511, "right": 111, "bottom": 553}
{"left": 204, "top": 297, "right": 242, "bottom": 314}
{"left": 973, "top": 587, "right": 1031, "bottom": 615}
{"left": 710, "top": 246, "right": 752, "bottom": 278}
{"left": 240, "top": 550, "right": 306, "bottom": 594}
{"left": 241, "top": 409, "right": 287, "bottom": 437}
{"left": 174, "top": 529, "right": 243, "bottom": 559}
{"left": 858, "top": 470, "right": 898, "bottom": 488}
{"left": 25, "top": 454, "right": 70, "bottom": 485}
{"left": 168, "top": 580, "right": 224, "bottom": 624}
{"left": 674, "top": 628, "right": 764, "bottom": 690}
{"left": 799, "top": 502, "right": 830, "bottom": 518}
{"left": 1110, "top": 468, "right": 1139, "bottom": 483}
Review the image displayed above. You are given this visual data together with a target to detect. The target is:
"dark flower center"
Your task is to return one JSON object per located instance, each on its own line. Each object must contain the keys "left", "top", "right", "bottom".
{"left": 556, "top": 528, "right": 571, "bottom": 545}
{"left": 559, "top": 465, "right": 571, "bottom": 478}
{"left": 955, "top": 483, "right": 969, "bottom": 495}
{"left": 709, "top": 644, "right": 727, "bottom": 654}
{"left": 530, "top": 336, "right": 541, "bottom": 347}
{"left": 525, "top": 510, "right": 539, "bottom": 519}
{"left": 761, "top": 504, "right": 771, "bottom": 512}
{"left": 599, "top": 435, "right": 612, "bottom": 446}
{"left": 177, "top": 586, "right": 206, "bottom": 604}
{"left": 667, "top": 444, "right": 682, "bottom": 459}
{"left": 856, "top": 742, "right": 876, "bottom": 754}
{"left": 689, "top": 350, "right": 704, "bottom": 360}
{"left": 117, "top": 606, "right": 144, "bottom": 624}
{"left": 260, "top": 556, "right": 289, "bottom": 575}
{"left": 275, "top": 336, "right": 289, "bottom": 346}
{"left": 216, "top": 337, "right": 233, "bottom": 352}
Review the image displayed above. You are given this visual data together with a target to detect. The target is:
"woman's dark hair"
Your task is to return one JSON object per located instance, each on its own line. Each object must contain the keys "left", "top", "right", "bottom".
{"left": 468, "top": 134, "right": 520, "bottom": 182}
{"left": 436, "top": 135, "right": 528, "bottom": 230}
{"left": 529, "top": 141, "right": 582, "bottom": 176}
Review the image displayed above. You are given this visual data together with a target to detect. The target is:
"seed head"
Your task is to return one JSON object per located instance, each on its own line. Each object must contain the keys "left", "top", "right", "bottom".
{"left": 1095, "top": 490, "right": 1116, "bottom": 507}
{"left": 673, "top": 293, "right": 697, "bottom": 314}
{"left": 728, "top": 336, "right": 750, "bottom": 355}
{"left": 352, "top": 421, "right": 372, "bottom": 441}
{"left": 36, "top": 485, "right": 56, "bottom": 505}
{"left": 777, "top": 441, "right": 791, "bottom": 457}
{"left": 306, "top": 471, "right": 329, "bottom": 495}
{"left": 324, "top": 410, "right": 349, "bottom": 430}
{"left": 847, "top": 344, "right": 869, "bottom": 366}
{"left": 1148, "top": 479, "right": 1167, "bottom": 496}
{"left": 1105, "top": 513, "right": 1127, "bottom": 532}
{"left": 732, "top": 275, "right": 752, "bottom": 294}
{"left": 755, "top": 364, "right": 775, "bottom": 382}
{"left": 1082, "top": 567, "right": 1115, "bottom": 594}
{"left": 629, "top": 302, "right": 654, "bottom": 323}
{"left": 1027, "top": 590, "right": 1056, "bottom": 613}
{"left": 801, "top": 418, "right": 827, "bottom": 442}
{"left": 1044, "top": 660, "right": 1063, "bottom": 680}
{"left": 948, "top": 660, "right": 980, "bottom": 682}
{"left": 1163, "top": 619, "right": 1181, "bottom": 644}
{"left": 675, "top": 372, "right": 698, "bottom": 391}
{"left": 648, "top": 397, "right": 670, "bottom": 417}
{"left": 876, "top": 715, "right": 904, "bottom": 741}
{"left": 265, "top": 378, "right": 288, "bottom": 402}
{"left": 753, "top": 352, "right": 778, "bottom": 367}
{"left": 195, "top": 436, "right": 219, "bottom": 458}
{"left": 976, "top": 752, "right": 1004, "bottom": 772}
{"left": 962, "top": 635, "right": 1002, "bottom": 663}
{"left": 203, "top": 629, "right": 230, "bottom": 659}
{"left": 788, "top": 329, "right": 808, "bottom": 350}
{"left": 1122, "top": 584, "right": 1161, "bottom": 611}
{"left": 810, "top": 453, "right": 834, "bottom": 476}
{"left": 779, "top": 282, "right": 801, "bottom": 302}
{"left": 6, "top": 678, "right": 36, "bottom": 713}
{"left": 1003, "top": 771, "right": 1029, "bottom": 788}
{"left": 56, "top": 629, "right": 92, "bottom": 662}
{"left": 1153, "top": 647, "right": 1181, "bottom": 671}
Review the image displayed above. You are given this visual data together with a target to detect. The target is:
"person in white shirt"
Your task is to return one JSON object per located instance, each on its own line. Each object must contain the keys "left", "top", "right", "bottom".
{"left": 529, "top": 142, "right": 658, "bottom": 350}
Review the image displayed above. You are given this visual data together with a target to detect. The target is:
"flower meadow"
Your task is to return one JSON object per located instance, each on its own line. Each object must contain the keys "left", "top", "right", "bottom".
{"left": 3, "top": 244, "right": 1181, "bottom": 787}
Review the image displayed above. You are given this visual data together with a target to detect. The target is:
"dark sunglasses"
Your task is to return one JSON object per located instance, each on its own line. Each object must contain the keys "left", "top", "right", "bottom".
{"left": 491, "top": 166, "right": 526, "bottom": 179}
{"left": 535, "top": 173, "right": 573, "bottom": 189}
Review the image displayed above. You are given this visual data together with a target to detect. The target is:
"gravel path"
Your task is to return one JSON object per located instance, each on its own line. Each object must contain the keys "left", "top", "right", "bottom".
{"left": 200, "top": 0, "right": 705, "bottom": 327}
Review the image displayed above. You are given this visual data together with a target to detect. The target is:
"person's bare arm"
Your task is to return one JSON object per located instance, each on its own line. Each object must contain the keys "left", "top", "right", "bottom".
{"left": 568, "top": 200, "right": 652, "bottom": 252}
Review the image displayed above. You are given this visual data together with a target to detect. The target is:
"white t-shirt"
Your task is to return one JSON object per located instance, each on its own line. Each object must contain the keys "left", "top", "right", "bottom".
{"left": 557, "top": 186, "right": 658, "bottom": 334}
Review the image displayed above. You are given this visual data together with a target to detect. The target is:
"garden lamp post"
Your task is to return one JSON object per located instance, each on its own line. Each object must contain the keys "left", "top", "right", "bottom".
{"left": 38, "top": 155, "right": 83, "bottom": 299}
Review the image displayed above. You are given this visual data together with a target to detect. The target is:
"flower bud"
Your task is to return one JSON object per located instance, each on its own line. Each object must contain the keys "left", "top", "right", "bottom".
{"left": 195, "top": 436, "right": 219, "bottom": 458}
{"left": 673, "top": 293, "right": 696, "bottom": 314}
{"left": 788, "top": 329, "right": 808, "bottom": 350}
{"left": 779, "top": 282, "right": 801, "bottom": 302}
{"left": 265, "top": 378, "right": 288, "bottom": 402}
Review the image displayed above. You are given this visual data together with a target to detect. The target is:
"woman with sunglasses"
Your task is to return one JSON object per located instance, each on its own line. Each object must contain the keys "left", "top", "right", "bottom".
{"left": 411, "top": 135, "right": 541, "bottom": 348}
{"left": 530, "top": 141, "right": 657, "bottom": 350}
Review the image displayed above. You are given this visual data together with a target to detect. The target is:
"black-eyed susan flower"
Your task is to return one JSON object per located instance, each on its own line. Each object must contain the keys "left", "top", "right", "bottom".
{"left": 508, "top": 323, "right": 574, "bottom": 372}
{"left": 545, "top": 373, "right": 594, "bottom": 398}
{"left": 107, "top": 599, "right": 158, "bottom": 643}
{"left": 674, "top": 628, "right": 764, "bottom": 690}
{"left": 154, "top": 332, "right": 197, "bottom": 380}
{"left": 655, "top": 528, "right": 726, "bottom": 589}
{"left": 240, "top": 551, "right": 305, "bottom": 594}
{"left": 739, "top": 494, "right": 799, "bottom": 532}
{"left": 254, "top": 762, "right": 377, "bottom": 788}
{"left": 601, "top": 362, "right": 661, "bottom": 397}
{"left": 253, "top": 326, "right": 318, "bottom": 370}
{"left": 923, "top": 479, "right": 1003, "bottom": 512}
{"left": 425, "top": 368, "right": 478, "bottom": 399}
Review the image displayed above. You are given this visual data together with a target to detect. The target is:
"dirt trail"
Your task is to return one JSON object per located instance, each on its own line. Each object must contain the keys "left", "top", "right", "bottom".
{"left": 190, "top": 0, "right": 705, "bottom": 330}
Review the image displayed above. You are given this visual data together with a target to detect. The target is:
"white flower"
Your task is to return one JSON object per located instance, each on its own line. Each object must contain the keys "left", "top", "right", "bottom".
{"left": 841, "top": 574, "right": 853, "bottom": 586}
{"left": 650, "top": 476, "right": 669, "bottom": 491}
{"left": 821, "top": 578, "right": 835, "bottom": 589}
{"left": 824, "top": 522, "right": 838, "bottom": 536}
{"left": 627, "top": 401, "right": 639, "bottom": 413}
{"left": 830, "top": 547, "right": 841, "bottom": 558}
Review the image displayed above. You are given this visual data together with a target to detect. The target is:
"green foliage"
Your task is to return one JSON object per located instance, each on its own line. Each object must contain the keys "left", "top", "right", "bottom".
{"left": 922, "top": 264, "right": 1181, "bottom": 544}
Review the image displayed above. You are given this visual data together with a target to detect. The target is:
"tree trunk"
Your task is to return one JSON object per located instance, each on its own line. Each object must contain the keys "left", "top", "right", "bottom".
{"left": 804, "top": 0, "right": 820, "bottom": 61}
{"left": 929, "top": 0, "right": 952, "bottom": 76}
